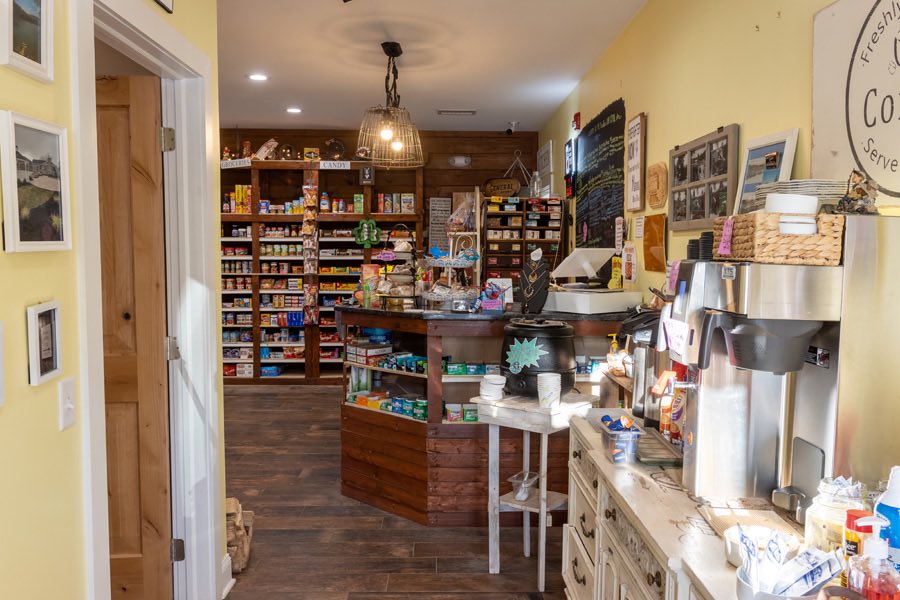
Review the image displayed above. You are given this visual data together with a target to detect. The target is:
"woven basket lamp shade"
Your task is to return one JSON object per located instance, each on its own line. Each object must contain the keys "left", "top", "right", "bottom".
{"left": 356, "top": 41, "right": 425, "bottom": 169}
{"left": 357, "top": 105, "right": 424, "bottom": 169}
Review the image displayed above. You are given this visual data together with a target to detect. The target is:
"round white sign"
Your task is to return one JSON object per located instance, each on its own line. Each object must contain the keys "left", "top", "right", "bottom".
{"left": 846, "top": 0, "right": 900, "bottom": 198}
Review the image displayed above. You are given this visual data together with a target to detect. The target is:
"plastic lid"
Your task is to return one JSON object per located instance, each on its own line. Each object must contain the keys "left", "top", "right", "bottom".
{"left": 846, "top": 509, "right": 874, "bottom": 532}
{"left": 879, "top": 465, "right": 900, "bottom": 507}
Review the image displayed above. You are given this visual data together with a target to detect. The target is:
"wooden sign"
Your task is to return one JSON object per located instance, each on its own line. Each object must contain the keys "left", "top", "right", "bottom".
{"left": 320, "top": 161, "right": 350, "bottom": 170}
{"left": 482, "top": 178, "right": 521, "bottom": 198}
{"left": 360, "top": 165, "right": 375, "bottom": 185}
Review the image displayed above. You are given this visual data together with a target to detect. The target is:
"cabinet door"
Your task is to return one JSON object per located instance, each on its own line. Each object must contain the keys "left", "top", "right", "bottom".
{"left": 618, "top": 566, "right": 653, "bottom": 600}
{"left": 600, "top": 547, "right": 619, "bottom": 600}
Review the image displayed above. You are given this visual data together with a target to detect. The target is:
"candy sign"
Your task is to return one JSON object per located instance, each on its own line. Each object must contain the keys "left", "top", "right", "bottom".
{"left": 846, "top": 0, "right": 900, "bottom": 197}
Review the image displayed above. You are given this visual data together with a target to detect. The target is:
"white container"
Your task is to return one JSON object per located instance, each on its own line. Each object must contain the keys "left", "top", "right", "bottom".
{"left": 537, "top": 373, "right": 561, "bottom": 408}
{"left": 765, "top": 193, "right": 818, "bottom": 215}
{"left": 724, "top": 525, "right": 800, "bottom": 568}
{"left": 736, "top": 569, "right": 817, "bottom": 600}
{"left": 779, "top": 216, "right": 818, "bottom": 235}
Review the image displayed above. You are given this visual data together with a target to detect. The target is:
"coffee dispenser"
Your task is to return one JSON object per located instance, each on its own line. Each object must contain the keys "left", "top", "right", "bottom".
{"left": 665, "top": 261, "right": 843, "bottom": 500}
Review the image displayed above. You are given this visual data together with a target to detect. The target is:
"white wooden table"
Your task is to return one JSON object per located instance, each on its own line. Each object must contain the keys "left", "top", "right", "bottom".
{"left": 472, "top": 392, "right": 594, "bottom": 592}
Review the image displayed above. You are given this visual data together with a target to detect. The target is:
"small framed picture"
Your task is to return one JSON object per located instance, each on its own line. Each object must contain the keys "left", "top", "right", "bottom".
{"left": 27, "top": 300, "right": 61, "bottom": 385}
{"left": 690, "top": 146, "right": 707, "bottom": 182}
{"left": 154, "top": 0, "right": 174, "bottom": 14}
{"left": 735, "top": 128, "right": 799, "bottom": 214}
{"left": 0, "top": 111, "right": 70, "bottom": 252}
{"left": 709, "top": 138, "right": 729, "bottom": 177}
{"left": 708, "top": 181, "right": 729, "bottom": 217}
{"left": 689, "top": 186, "right": 707, "bottom": 221}
{"left": 673, "top": 190, "right": 688, "bottom": 222}
{"left": 1, "top": 0, "right": 54, "bottom": 82}
{"left": 673, "top": 153, "right": 688, "bottom": 187}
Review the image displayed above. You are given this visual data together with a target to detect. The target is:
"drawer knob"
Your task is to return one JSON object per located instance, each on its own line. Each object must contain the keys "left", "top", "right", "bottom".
{"left": 579, "top": 513, "right": 595, "bottom": 539}
{"left": 592, "top": 479, "right": 598, "bottom": 490}
{"left": 647, "top": 571, "right": 662, "bottom": 587}
{"left": 571, "top": 557, "right": 587, "bottom": 585}
{"left": 605, "top": 508, "right": 617, "bottom": 521}
{"left": 572, "top": 450, "right": 582, "bottom": 460}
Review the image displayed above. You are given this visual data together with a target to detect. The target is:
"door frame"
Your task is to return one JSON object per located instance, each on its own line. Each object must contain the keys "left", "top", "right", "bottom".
{"left": 70, "top": 2, "right": 226, "bottom": 599}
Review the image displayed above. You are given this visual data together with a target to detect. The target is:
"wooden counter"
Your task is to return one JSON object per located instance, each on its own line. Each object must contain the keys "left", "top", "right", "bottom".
{"left": 336, "top": 306, "right": 626, "bottom": 526}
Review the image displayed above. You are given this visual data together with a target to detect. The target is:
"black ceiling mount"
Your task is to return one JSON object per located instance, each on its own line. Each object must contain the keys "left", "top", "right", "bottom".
{"left": 381, "top": 42, "right": 403, "bottom": 58}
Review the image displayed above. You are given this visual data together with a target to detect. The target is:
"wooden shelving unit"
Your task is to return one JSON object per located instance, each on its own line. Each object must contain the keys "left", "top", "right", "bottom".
{"left": 220, "top": 160, "right": 423, "bottom": 385}
{"left": 482, "top": 196, "right": 566, "bottom": 292}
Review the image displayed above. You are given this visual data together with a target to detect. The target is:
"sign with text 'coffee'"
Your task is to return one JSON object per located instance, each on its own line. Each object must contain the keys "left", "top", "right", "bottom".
{"left": 846, "top": 0, "right": 900, "bottom": 197}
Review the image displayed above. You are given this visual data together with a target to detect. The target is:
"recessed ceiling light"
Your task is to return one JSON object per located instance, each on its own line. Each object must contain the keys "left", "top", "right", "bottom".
{"left": 247, "top": 73, "right": 268, "bottom": 81}
{"left": 286, "top": 107, "right": 302, "bottom": 114}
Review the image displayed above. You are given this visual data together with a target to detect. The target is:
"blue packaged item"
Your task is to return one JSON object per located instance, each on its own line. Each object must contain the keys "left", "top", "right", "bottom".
{"left": 875, "top": 466, "right": 900, "bottom": 574}
{"left": 363, "top": 328, "right": 392, "bottom": 344}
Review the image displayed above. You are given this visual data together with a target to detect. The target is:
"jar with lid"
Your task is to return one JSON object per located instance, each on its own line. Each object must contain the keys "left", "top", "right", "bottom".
{"left": 805, "top": 478, "right": 870, "bottom": 552}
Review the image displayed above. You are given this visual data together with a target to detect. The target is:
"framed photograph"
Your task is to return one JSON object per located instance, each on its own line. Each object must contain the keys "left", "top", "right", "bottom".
{"left": 1, "top": 0, "right": 53, "bottom": 82}
{"left": 154, "top": 0, "right": 174, "bottom": 14}
{"left": 672, "top": 190, "right": 688, "bottom": 222}
{"left": 708, "top": 180, "right": 729, "bottom": 217}
{"left": 26, "top": 300, "right": 61, "bottom": 385}
{"left": 0, "top": 111, "right": 70, "bottom": 252}
{"left": 735, "top": 128, "right": 798, "bottom": 214}
{"left": 626, "top": 113, "right": 646, "bottom": 211}
{"left": 668, "top": 124, "right": 739, "bottom": 231}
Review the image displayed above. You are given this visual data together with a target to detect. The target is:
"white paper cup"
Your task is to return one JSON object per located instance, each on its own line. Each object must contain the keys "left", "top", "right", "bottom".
{"left": 483, "top": 374, "right": 506, "bottom": 386}
{"left": 538, "top": 386, "right": 560, "bottom": 408}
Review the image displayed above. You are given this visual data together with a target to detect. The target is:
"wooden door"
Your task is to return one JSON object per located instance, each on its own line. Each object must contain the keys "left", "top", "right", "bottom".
{"left": 97, "top": 75, "right": 172, "bottom": 600}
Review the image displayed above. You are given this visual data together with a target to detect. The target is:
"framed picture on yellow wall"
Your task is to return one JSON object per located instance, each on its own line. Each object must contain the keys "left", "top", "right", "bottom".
{"left": 26, "top": 300, "right": 61, "bottom": 386}
{"left": 0, "top": 111, "right": 71, "bottom": 252}
{"left": 1, "top": 0, "right": 53, "bottom": 82}
{"left": 155, "top": 0, "right": 174, "bottom": 14}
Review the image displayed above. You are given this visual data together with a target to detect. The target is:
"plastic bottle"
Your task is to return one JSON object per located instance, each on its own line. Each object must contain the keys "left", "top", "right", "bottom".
{"left": 847, "top": 515, "right": 900, "bottom": 598}
{"left": 843, "top": 509, "right": 874, "bottom": 587}
{"left": 876, "top": 466, "right": 900, "bottom": 575}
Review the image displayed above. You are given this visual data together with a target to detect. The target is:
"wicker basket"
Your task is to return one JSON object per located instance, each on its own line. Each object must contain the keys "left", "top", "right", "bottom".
{"left": 712, "top": 213, "right": 844, "bottom": 266}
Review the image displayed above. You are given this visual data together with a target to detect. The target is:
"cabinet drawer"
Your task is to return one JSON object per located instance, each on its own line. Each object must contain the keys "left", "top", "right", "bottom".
{"left": 570, "top": 428, "right": 600, "bottom": 501}
{"left": 572, "top": 478, "right": 598, "bottom": 565}
{"left": 564, "top": 525, "right": 596, "bottom": 600}
{"left": 601, "top": 493, "right": 667, "bottom": 600}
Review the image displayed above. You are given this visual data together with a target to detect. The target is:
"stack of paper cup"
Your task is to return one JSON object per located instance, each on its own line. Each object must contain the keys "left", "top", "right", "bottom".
{"left": 537, "top": 373, "right": 561, "bottom": 408}
{"left": 480, "top": 374, "right": 506, "bottom": 401}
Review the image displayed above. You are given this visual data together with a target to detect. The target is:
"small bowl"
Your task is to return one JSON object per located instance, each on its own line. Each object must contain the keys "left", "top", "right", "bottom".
{"left": 765, "top": 193, "right": 818, "bottom": 215}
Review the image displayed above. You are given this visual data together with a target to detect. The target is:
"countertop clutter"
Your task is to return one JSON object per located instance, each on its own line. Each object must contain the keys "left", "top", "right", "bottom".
{"left": 567, "top": 413, "right": 736, "bottom": 600}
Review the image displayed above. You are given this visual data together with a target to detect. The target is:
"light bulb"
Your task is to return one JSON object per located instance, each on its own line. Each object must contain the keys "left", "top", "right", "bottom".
{"left": 380, "top": 127, "right": 394, "bottom": 141}
{"left": 391, "top": 140, "right": 404, "bottom": 151}
{"left": 247, "top": 73, "right": 268, "bottom": 81}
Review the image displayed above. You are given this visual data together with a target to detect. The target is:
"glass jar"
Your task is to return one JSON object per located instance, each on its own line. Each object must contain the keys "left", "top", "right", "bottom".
{"left": 805, "top": 478, "right": 869, "bottom": 552}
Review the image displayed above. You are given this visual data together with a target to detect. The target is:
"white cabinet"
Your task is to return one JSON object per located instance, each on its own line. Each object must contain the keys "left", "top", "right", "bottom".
{"left": 599, "top": 547, "right": 619, "bottom": 600}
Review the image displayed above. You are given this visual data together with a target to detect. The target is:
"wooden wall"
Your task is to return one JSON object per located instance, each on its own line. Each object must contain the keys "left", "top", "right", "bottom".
{"left": 220, "top": 128, "right": 539, "bottom": 204}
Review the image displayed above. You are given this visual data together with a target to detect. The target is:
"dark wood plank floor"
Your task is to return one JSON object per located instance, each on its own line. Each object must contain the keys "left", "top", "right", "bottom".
{"left": 225, "top": 385, "right": 566, "bottom": 600}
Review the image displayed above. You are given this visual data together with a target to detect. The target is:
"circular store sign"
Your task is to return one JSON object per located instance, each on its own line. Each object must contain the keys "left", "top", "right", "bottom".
{"left": 846, "top": 0, "right": 900, "bottom": 198}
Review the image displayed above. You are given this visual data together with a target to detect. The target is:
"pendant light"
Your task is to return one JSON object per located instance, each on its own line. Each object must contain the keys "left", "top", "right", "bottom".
{"left": 356, "top": 42, "right": 424, "bottom": 169}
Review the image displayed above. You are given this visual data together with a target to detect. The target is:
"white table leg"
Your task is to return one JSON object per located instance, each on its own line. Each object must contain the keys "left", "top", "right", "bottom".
{"left": 522, "top": 430, "right": 530, "bottom": 558}
{"left": 488, "top": 423, "right": 500, "bottom": 574}
{"left": 538, "top": 432, "right": 549, "bottom": 592}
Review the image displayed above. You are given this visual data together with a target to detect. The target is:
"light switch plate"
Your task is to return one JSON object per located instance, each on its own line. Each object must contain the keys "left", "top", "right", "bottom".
{"left": 58, "top": 377, "right": 76, "bottom": 431}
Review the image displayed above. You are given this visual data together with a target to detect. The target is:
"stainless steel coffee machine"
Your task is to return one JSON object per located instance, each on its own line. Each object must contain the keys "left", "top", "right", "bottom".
{"left": 665, "top": 261, "right": 842, "bottom": 499}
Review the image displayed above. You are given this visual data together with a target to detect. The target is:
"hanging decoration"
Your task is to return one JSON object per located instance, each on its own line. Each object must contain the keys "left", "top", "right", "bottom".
{"left": 353, "top": 219, "right": 383, "bottom": 248}
{"left": 356, "top": 42, "right": 424, "bottom": 169}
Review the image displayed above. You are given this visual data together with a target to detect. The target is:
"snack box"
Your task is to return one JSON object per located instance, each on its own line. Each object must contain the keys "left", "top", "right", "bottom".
{"left": 400, "top": 193, "right": 415, "bottom": 214}
{"left": 462, "top": 404, "right": 479, "bottom": 422}
{"left": 466, "top": 363, "right": 486, "bottom": 375}
{"left": 445, "top": 403, "right": 464, "bottom": 422}
{"left": 447, "top": 363, "right": 467, "bottom": 375}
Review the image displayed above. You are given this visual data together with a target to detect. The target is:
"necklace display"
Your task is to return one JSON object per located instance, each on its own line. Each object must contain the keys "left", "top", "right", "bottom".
{"left": 521, "top": 252, "right": 549, "bottom": 313}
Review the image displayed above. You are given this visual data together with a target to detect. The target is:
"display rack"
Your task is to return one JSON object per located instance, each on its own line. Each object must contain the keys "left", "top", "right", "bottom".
{"left": 220, "top": 160, "right": 423, "bottom": 384}
{"left": 482, "top": 196, "right": 565, "bottom": 293}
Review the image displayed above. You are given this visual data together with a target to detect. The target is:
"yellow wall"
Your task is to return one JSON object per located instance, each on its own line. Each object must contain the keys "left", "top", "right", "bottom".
{"left": 540, "top": 0, "right": 834, "bottom": 297}
{"left": 0, "top": 1, "right": 218, "bottom": 598}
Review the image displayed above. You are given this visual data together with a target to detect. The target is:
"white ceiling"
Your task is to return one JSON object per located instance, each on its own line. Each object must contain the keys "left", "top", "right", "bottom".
{"left": 217, "top": 0, "right": 645, "bottom": 131}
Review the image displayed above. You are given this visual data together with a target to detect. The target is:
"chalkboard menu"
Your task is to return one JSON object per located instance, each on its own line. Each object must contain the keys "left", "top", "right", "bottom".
{"left": 574, "top": 99, "right": 626, "bottom": 251}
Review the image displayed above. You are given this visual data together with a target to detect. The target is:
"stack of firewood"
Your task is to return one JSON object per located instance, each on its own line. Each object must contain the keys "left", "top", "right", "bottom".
{"left": 226, "top": 497, "right": 254, "bottom": 574}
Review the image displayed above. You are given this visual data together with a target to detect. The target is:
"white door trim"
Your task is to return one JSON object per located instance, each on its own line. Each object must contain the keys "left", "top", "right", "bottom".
{"left": 69, "top": 2, "right": 225, "bottom": 599}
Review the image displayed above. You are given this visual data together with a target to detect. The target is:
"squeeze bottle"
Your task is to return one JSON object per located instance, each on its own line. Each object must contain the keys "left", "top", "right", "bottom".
{"left": 846, "top": 515, "right": 900, "bottom": 598}
{"left": 876, "top": 466, "right": 900, "bottom": 575}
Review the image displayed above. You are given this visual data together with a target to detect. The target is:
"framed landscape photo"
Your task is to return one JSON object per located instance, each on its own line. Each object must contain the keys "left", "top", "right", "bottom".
{"left": 27, "top": 300, "right": 61, "bottom": 385}
{"left": 0, "top": 111, "right": 70, "bottom": 252}
{"left": 735, "top": 128, "right": 799, "bottom": 214}
{"left": 668, "top": 124, "right": 739, "bottom": 231}
{"left": 2, "top": 0, "right": 53, "bottom": 82}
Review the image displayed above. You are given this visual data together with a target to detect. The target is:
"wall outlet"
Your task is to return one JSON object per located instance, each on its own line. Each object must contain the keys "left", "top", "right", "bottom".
{"left": 58, "top": 377, "right": 76, "bottom": 431}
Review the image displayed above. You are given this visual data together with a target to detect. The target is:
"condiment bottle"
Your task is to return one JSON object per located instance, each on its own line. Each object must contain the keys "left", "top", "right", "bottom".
{"left": 847, "top": 516, "right": 900, "bottom": 599}
{"left": 843, "top": 509, "right": 874, "bottom": 587}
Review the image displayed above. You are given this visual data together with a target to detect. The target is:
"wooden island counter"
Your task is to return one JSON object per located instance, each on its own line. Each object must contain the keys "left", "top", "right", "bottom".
{"left": 335, "top": 306, "right": 627, "bottom": 526}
